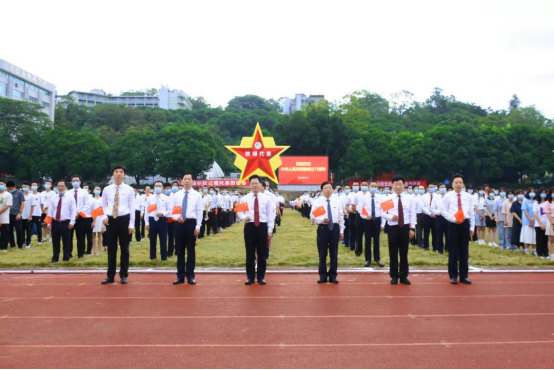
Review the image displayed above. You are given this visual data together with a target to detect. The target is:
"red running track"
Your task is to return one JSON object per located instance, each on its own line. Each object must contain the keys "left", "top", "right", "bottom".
{"left": 1, "top": 272, "right": 554, "bottom": 368}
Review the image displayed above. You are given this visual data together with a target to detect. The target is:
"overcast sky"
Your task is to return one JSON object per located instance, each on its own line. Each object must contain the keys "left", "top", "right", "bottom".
{"left": 3, "top": 0, "right": 553, "bottom": 116}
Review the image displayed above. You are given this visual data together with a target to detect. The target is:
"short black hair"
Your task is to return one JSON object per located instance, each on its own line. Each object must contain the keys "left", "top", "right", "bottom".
{"left": 249, "top": 175, "right": 261, "bottom": 184}
{"left": 71, "top": 175, "right": 82, "bottom": 182}
{"left": 183, "top": 173, "right": 193, "bottom": 179}
{"left": 392, "top": 175, "right": 405, "bottom": 184}
{"left": 320, "top": 181, "right": 333, "bottom": 190}
{"left": 21, "top": 181, "right": 30, "bottom": 186}
{"left": 6, "top": 181, "right": 15, "bottom": 188}
{"left": 44, "top": 180, "right": 52, "bottom": 185}
{"left": 132, "top": 184, "right": 138, "bottom": 189}
{"left": 31, "top": 181, "right": 39, "bottom": 186}
{"left": 499, "top": 187, "right": 506, "bottom": 192}
{"left": 171, "top": 181, "right": 179, "bottom": 186}
{"left": 209, "top": 187, "right": 215, "bottom": 191}
{"left": 154, "top": 181, "right": 164, "bottom": 187}
{"left": 112, "top": 165, "right": 127, "bottom": 174}
{"left": 164, "top": 182, "right": 172, "bottom": 188}
{"left": 438, "top": 182, "right": 446, "bottom": 188}
{"left": 57, "top": 180, "right": 67, "bottom": 186}
{"left": 369, "top": 179, "right": 378, "bottom": 186}
{"left": 260, "top": 180, "right": 266, "bottom": 189}
{"left": 451, "top": 173, "right": 464, "bottom": 183}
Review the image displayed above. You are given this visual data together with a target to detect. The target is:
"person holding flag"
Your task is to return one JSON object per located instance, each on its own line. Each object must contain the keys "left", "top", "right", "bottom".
{"left": 310, "top": 181, "right": 344, "bottom": 284}
{"left": 442, "top": 174, "right": 475, "bottom": 285}
{"left": 144, "top": 181, "right": 171, "bottom": 261}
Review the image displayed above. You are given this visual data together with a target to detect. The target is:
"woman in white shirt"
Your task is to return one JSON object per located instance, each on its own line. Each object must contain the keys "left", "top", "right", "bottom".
{"left": 91, "top": 186, "right": 105, "bottom": 255}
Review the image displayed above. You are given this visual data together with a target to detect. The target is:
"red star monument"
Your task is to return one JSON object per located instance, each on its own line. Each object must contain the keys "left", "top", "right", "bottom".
{"left": 226, "top": 123, "right": 290, "bottom": 184}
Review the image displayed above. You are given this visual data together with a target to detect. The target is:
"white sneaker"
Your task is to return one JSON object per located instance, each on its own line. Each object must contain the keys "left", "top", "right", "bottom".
{"left": 48, "top": 238, "right": 52, "bottom": 243}
{"left": 533, "top": 250, "right": 538, "bottom": 256}
{"left": 492, "top": 243, "right": 499, "bottom": 247}
{"left": 1, "top": 250, "right": 7, "bottom": 252}
{"left": 25, "top": 244, "right": 31, "bottom": 249}
{"left": 488, "top": 242, "right": 493, "bottom": 247}
{"left": 41, "top": 238, "right": 47, "bottom": 242}
{"left": 524, "top": 249, "right": 529, "bottom": 254}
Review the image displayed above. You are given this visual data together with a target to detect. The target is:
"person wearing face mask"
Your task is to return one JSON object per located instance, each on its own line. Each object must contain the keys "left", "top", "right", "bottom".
{"left": 20, "top": 182, "right": 36, "bottom": 248}
{"left": 208, "top": 187, "right": 219, "bottom": 234}
{"left": 467, "top": 187, "right": 478, "bottom": 242}
{"left": 431, "top": 183, "right": 450, "bottom": 254}
{"left": 421, "top": 184, "right": 437, "bottom": 251}
{"left": 141, "top": 186, "right": 152, "bottom": 239}
{"left": 6, "top": 181, "right": 25, "bottom": 249}
{"left": 163, "top": 183, "right": 176, "bottom": 258}
{"left": 510, "top": 190, "right": 525, "bottom": 252}
{"left": 0, "top": 179, "right": 13, "bottom": 252}
{"left": 346, "top": 182, "right": 360, "bottom": 252}
{"left": 483, "top": 190, "right": 498, "bottom": 247}
{"left": 131, "top": 185, "right": 144, "bottom": 244}
{"left": 47, "top": 180, "right": 76, "bottom": 262}
{"left": 534, "top": 188, "right": 549, "bottom": 259}
{"left": 474, "top": 187, "right": 487, "bottom": 245}
{"left": 144, "top": 181, "right": 171, "bottom": 261}
{"left": 520, "top": 188, "right": 537, "bottom": 255}
{"left": 494, "top": 188, "right": 508, "bottom": 249}
{"left": 415, "top": 186, "right": 426, "bottom": 249}
{"left": 81, "top": 184, "right": 95, "bottom": 255}
{"left": 339, "top": 186, "right": 351, "bottom": 249}
{"left": 199, "top": 186, "right": 212, "bottom": 239}
{"left": 501, "top": 190, "right": 516, "bottom": 251}
{"left": 352, "top": 181, "right": 370, "bottom": 258}
{"left": 545, "top": 187, "right": 554, "bottom": 260}
{"left": 90, "top": 186, "right": 105, "bottom": 255}
{"left": 30, "top": 182, "right": 43, "bottom": 245}
{"left": 40, "top": 180, "right": 55, "bottom": 243}
{"left": 66, "top": 175, "right": 92, "bottom": 259}
{"left": 353, "top": 180, "right": 385, "bottom": 267}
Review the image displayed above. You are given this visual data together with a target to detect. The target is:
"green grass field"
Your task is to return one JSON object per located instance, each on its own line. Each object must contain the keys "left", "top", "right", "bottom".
{"left": 0, "top": 209, "right": 552, "bottom": 268}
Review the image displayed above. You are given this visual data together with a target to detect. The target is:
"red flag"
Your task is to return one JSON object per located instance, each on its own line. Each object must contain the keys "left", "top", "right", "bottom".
{"left": 381, "top": 199, "right": 394, "bottom": 212}
{"left": 78, "top": 211, "right": 87, "bottom": 218}
{"left": 172, "top": 206, "right": 182, "bottom": 215}
{"left": 167, "top": 217, "right": 175, "bottom": 224}
{"left": 147, "top": 204, "right": 157, "bottom": 213}
{"left": 91, "top": 207, "right": 104, "bottom": 218}
{"left": 454, "top": 209, "right": 465, "bottom": 223}
{"left": 311, "top": 206, "right": 326, "bottom": 218}
{"left": 44, "top": 215, "right": 52, "bottom": 225}
{"left": 234, "top": 202, "right": 249, "bottom": 212}
{"left": 361, "top": 207, "right": 369, "bottom": 217}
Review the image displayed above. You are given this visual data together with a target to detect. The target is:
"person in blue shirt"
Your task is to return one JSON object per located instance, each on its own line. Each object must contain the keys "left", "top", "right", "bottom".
{"left": 520, "top": 187, "right": 537, "bottom": 255}
{"left": 494, "top": 188, "right": 508, "bottom": 249}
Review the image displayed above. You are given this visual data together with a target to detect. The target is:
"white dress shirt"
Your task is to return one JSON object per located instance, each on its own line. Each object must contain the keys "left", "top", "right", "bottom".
{"left": 144, "top": 194, "right": 171, "bottom": 226}
{"left": 442, "top": 191, "right": 476, "bottom": 230}
{"left": 431, "top": 193, "right": 448, "bottom": 217}
{"left": 381, "top": 193, "right": 417, "bottom": 229}
{"left": 353, "top": 191, "right": 370, "bottom": 213}
{"left": 101, "top": 183, "right": 135, "bottom": 228}
{"left": 421, "top": 193, "right": 438, "bottom": 216}
{"left": 310, "top": 195, "right": 345, "bottom": 234}
{"left": 133, "top": 193, "right": 144, "bottom": 216}
{"left": 237, "top": 192, "right": 275, "bottom": 233}
{"left": 41, "top": 190, "right": 56, "bottom": 213}
{"left": 357, "top": 192, "right": 384, "bottom": 221}
{"left": 47, "top": 193, "right": 77, "bottom": 225}
{"left": 170, "top": 189, "right": 203, "bottom": 230}
{"left": 66, "top": 188, "right": 92, "bottom": 218}
{"left": 31, "top": 192, "right": 42, "bottom": 217}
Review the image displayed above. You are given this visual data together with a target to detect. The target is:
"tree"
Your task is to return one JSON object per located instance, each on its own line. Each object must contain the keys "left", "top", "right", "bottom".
{"left": 342, "top": 90, "right": 389, "bottom": 117}
{"left": 507, "top": 106, "right": 551, "bottom": 128}
{"left": 120, "top": 88, "right": 158, "bottom": 96}
{"left": 509, "top": 94, "right": 521, "bottom": 111}
{"left": 226, "top": 95, "right": 274, "bottom": 111}
{"left": 110, "top": 131, "right": 157, "bottom": 184}
{"left": 188, "top": 96, "right": 210, "bottom": 109}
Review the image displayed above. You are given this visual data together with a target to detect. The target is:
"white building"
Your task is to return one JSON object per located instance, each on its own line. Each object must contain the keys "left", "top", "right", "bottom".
{"left": 0, "top": 59, "right": 56, "bottom": 122}
{"left": 68, "top": 86, "right": 192, "bottom": 110}
{"left": 282, "top": 94, "right": 324, "bottom": 114}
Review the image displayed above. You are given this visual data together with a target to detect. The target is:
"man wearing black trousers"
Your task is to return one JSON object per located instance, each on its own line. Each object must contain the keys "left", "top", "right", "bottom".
{"left": 442, "top": 174, "right": 475, "bottom": 285}
{"left": 47, "top": 180, "right": 76, "bottom": 262}
{"left": 421, "top": 184, "right": 437, "bottom": 251}
{"left": 144, "top": 181, "right": 170, "bottom": 260}
{"left": 353, "top": 180, "right": 385, "bottom": 268}
{"left": 382, "top": 175, "right": 417, "bottom": 285}
{"left": 433, "top": 183, "right": 450, "bottom": 254}
{"left": 101, "top": 165, "right": 135, "bottom": 285}
{"left": 132, "top": 185, "right": 143, "bottom": 243}
{"left": 310, "top": 181, "right": 344, "bottom": 284}
{"left": 172, "top": 174, "right": 203, "bottom": 285}
{"left": 237, "top": 175, "right": 274, "bottom": 285}
{"left": 347, "top": 182, "right": 360, "bottom": 251}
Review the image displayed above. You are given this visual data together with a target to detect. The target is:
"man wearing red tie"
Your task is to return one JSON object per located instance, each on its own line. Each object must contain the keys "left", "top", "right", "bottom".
{"left": 47, "top": 180, "right": 76, "bottom": 263}
{"left": 236, "top": 175, "right": 274, "bottom": 285}
{"left": 442, "top": 174, "right": 475, "bottom": 285}
{"left": 382, "top": 175, "right": 417, "bottom": 285}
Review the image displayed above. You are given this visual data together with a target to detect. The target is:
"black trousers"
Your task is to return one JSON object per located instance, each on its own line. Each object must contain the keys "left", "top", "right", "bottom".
{"left": 536, "top": 227, "right": 549, "bottom": 257}
{"left": 316, "top": 224, "right": 339, "bottom": 280}
{"left": 209, "top": 211, "right": 218, "bottom": 234}
{"left": 361, "top": 217, "right": 382, "bottom": 263}
{"left": 388, "top": 225, "right": 410, "bottom": 279}
{"left": 149, "top": 217, "right": 168, "bottom": 260}
{"left": 22, "top": 218, "right": 32, "bottom": 245}
{"left": 436, "top": 216, "right": 449, "bottom": 253}
{"left": 200, "top": 211, "right": 208, "bottom": 237}
{"left": 175, "top": 219, "right": 197, "bottom": 280}
{"left": 355, "top": 213, "right": 365, "bottom": 255}
{"left": 167, "top": 222, "right": 175, "bottom": 257}
{"left": 105, "top": 215, "right": 130, "bottom": 279}
{"left": 342, "top": 216, "right": 350, "bottom": 247}
{"left": 140, "top": 215, "right": 145, "bottom": 238}
{"left": 0, "top": 223, "right": 9, "bottom": 250}
{"left": 220, "top": 210, "right": 227, "bottom": 228}
{"left": 32, "top": 215, "right": 42, "bottom": 242}
{"left": 348, "top": 213, "right": 358, "bottom": 251}
{"left": 134, "top": 210, "right": 142, "bottom": 242}
{"left": 70, "top": 217, "right": 87, "bottom": 257}
{"left": 52, "top": 220, "right": 71, "bottom": 262}
{"left": 448, "top": 220, "right": 470, "bottom": 280}
{"left": 423, "top": 214, "right": 436, "bottom": 251}
{"left": 9, "top": 214, "right": 23, "bottom": 248}
{"left": 416, "top": 213, "right": 424, "bottom": 248}
{"left": 83, "top": 218, "right": 93, "bottom": 254}
{"left": 244, "top": 222, "right": 268, "bottom": 281}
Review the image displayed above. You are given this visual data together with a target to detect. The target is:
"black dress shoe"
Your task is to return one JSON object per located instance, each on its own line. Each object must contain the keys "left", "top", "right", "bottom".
{"left": 376, "top": 261, "right": 385, "bottom": 268}
{"left": 173, "top": 279, "right": 185, "bottom": 285}
{"left": 460, "top": 278, "right": 472, "bottom": 285}
{"left": 51, "top": 259, "right": 58, "bottom": 264}
{"left": 101, "top": 278, "right": 114, "bottom": 285}
{"left": 390, "top": 278, "right": 398, "bottom": 285}
{"left": 317, "top": 279, "right": 328, "bottom": 284}
{"left": 364, "top": 261, "right": 370, "bottom": 267}
{"left": 329, "top": 278, "right": 339, "bottom": 284}
{"left": 257, "top": 279, "right": 266, "bottom": 285}
{"left": 245, "top": 279, "right": 255, "bottom": 285}
{"left": 400, "top": 278, "right": 411, "bottom": 285}
{"left": 120, "top": 277, "right": 128, "bottom": 285}
{"left": 187, "top": 278, "right": 196, "bottom": 285}
{"left": 450, "top": 278, "right": 459, "bottom": 284}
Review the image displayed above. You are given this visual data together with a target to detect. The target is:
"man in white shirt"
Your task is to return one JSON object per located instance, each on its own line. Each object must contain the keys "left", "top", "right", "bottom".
{"left": 82, "top": 184, "right": 94, "bottom": 254}
{"left": 132, "top": 185, "right": 144, "bottom": 244}
{"left": 353, "top": 180, "right": 385, "bottom": 268}
{"left": 0, "top": 179, "right": 13, "bottom": 252}
{"left": 421, "top": 184, "right": 437, "bottom": 251}
{"left": 30, "top": 182, "right": 43, "bottom": 245}
{"left": 101, "top": 165, "right": 135, "bottom": 285}
{"left": 141, "top": 186, "right": 152, "bottom": 239}
{"left": 432, "top": 183, "right": 450, "bottom": 254}
{"left": 237, "top": 175, "right": 274, "bottom": 285}
{"left": 381, "top": 175, "right": 417, "bottom": 285}
{"left": 144, "top": 181, "right": 171, "bottom": 261}
{"left": 172, "top": 174, "right": 203, "bottom": 285}
{"left": 442, "top": 174, "right": 475, "bottom": 285}
{"left": 47, "top": 180, "right": 76, "bottom": 263}
{"left": 199, "top": 186, "right": 211, "bottom": 238}
{"left": 20, "top": 182, "right": 36, "bottom": 248}
{"left": 352, "top": 181, "right": 371, "bottom": 259}
{"left": 310, "top": 181, "right": 345, "bottom": 284}
{"left": 67, "top": 175, "right": 92, "bottom": 259}
{"left": 40, "top": 180, "right": 56, "bottom": 242}
{"left": 346, "top": 182, "right": 360, "bottom": 251}
{"left": 339, "top": 186, "right": 351, "bottom": 249}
